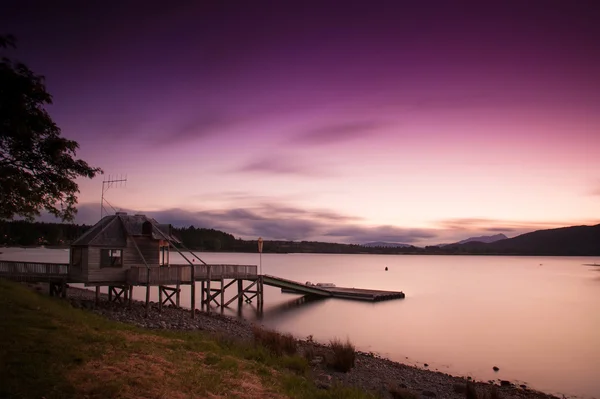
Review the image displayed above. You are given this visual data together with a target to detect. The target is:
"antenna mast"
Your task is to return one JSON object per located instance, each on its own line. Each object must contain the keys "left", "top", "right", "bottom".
{"left": 100, "top": 174, "right": 128, "bottom": 219}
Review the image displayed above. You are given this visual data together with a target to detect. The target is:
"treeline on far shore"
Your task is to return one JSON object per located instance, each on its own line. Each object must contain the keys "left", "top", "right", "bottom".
{"left": 0, "top": 220, "right": 459, "bottom": 254}
{"left": 2, "top": 220, "right": 599, "bottom": 256}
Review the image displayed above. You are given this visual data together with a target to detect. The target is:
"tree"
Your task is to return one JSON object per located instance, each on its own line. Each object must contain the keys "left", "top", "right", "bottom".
{"left": 0, "top": 35, "right": 102, "bottom": 221}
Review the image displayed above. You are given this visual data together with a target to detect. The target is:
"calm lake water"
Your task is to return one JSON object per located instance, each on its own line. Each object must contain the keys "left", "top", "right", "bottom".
{"left": 2, "top": 248, "right": 600, "bottom": 398}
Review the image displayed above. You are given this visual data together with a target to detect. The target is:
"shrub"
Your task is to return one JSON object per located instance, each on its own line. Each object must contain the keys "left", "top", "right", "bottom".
{"left": 389, "top": 387, "right": 419, "bottom": 399}
{"left": 453, "top": 383, "right": 467, "bottom": 394}
{"left": 466, "top": 382, "right": 478, "bottom": 399}
{"left": 204, "top": 353, "right": 221, "bottom": 365}
{"left": 281, "top": 355, "right": 309, "bottom": 374}
{"left": 252, "top": 325, "right": 297, "bottom": 356}
{"left": 465, "top": 383, "right": 501, "bottom": 399}
{"left": 490, "top": 385, "right": 500, "bottom": 399}
{"left": 327, "top": 338, "right": 356, "bottom": 372}
{"left": 302, "top": 345, "right": 316, "bottom": 362}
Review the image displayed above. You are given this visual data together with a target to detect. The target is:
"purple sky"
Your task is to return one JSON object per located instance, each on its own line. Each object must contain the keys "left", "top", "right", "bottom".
{"left": 2, "top": 1, "right": 599, "bottom": 245}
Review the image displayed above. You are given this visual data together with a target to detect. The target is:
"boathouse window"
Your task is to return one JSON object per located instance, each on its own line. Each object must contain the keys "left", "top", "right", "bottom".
{"left": 71, "top": 248, "right": 82, "bottom": 268}
{"left": 100, "top": 249, "right": 123, "bottom": 267}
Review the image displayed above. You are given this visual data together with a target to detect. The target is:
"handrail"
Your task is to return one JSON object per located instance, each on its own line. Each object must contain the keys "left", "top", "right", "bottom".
{"left": 0, "top": 260, "right": 69, "bottom": 275}
{"left": 126, "top": 264, "right": 258, "bottom": 285}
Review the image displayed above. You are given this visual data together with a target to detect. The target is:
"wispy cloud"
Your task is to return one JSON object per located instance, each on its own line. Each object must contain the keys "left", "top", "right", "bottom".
{"left": 154, "top": 112, "right": 239, "bottom": 146}
{"left": 434, "top": 217, "right": 595, "bottom": 236}
{"left": 324, "top": 225, "right": 437, "bottom": 244}
{"left": 292, "top": 120, "right": 385, "bottom": 145}
{"left": 589, "top": 182, "right": 600, "bottom": 196}
{"left": 407, "top": 92, "right": 496, "bottom": 112}
{"left": 234, "top": 157, "right": 331, "bottom": 177}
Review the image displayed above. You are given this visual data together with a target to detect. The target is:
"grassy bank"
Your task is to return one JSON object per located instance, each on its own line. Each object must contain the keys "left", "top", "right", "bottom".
{"left": 0, "top": 279, "right": 375, "bottom": 399}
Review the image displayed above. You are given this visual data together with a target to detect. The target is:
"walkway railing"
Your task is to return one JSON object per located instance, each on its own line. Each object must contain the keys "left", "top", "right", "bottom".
{"left": 126, "top": 264, "right": 258, "bottom": 285}
{"left": 0, "top": 260, "right": 69, "bottom": 282}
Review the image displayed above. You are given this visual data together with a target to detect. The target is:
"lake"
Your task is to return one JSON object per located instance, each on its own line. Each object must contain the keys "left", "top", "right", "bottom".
{"left": 2, "top": 248, "right": 599, "bottom": 398}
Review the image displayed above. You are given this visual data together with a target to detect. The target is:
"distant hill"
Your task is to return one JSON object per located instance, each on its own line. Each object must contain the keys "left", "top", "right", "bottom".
{"left": 456, "top": 233, "right": 508, "bottom": 245}
{"left": 362, "top": 242, "right": 411, "bottom": 248}
{"left": 452, "top": 224, "right": 600, "bottom": 255}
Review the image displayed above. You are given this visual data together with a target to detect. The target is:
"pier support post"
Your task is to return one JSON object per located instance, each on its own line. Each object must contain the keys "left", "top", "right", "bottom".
{"left": 257, "top": 276, "right": 264, "bottom": 307}
{"left": 128, "top": 286, "right": 133, "bottom": 307}
{"left": 220, "top": 278, "right": 225, "bottom": 310}
{"left": 176, "top": 269, "right": 181, "bottom": 308}
{"left": 158, "top": 286, "right": 163, "bottom": 312}
{"left": 145, "top": 284, "right": 150, "bottom": 317}
{"left": 237, "top": 280, "right": 243, "bottom": 306}
{"left": 191, "top": 266, "right": 196, "bottom": 319}
{"left": 206, "top": 267, "right": 212, "bottom": 314}
{"left": 108, "top": 286, "right": 113, "bottom": 302}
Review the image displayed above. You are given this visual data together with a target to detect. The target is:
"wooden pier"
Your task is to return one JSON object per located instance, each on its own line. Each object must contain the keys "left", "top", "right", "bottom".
{"left": 265, "top": 274, "right": 405, "bottom": 301}
{"left": 1, "top": 214, "right": 404, "bottom": 318}
{"left": 0, "top": 260, "right": 70, "bottom": 297}
{"left": 323, "top": 287, "right": 405, "bottom": 301}
{"left": 0, "top": 260, "right": 404, "bottom": 316}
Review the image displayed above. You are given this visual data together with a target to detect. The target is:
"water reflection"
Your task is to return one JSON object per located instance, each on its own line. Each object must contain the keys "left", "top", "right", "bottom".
{"left": 215, "top": 294, "right": 327, "bottom": 321}
{"left": 258, "top": 294, "right": 326, "bottom": 320}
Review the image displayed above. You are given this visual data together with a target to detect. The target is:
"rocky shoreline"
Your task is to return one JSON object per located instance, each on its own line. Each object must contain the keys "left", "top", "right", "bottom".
{"left": 31, "top": 283, "right": 562, "bottom": 399}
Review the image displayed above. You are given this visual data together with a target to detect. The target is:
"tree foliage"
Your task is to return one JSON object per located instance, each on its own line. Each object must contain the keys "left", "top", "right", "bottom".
{"left": 0, "top": 35, "right": 101, "bottom": 221}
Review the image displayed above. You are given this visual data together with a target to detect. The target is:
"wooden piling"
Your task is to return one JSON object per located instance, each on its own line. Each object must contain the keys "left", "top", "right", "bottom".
{"left": 158, "top": 286, "right": 163, "bottom": 312}
{"left": 200, "top": 281, "right": 205, "bottom": 309}
{"left": 206, "top": 266, "right": 211, "bottom": 314}
{"left": 220, "top": 278, "right": 225, "bottom": 309}
{"left": 191, "top": 263, "right": 196, "bottom": 318}
{"left": 145, "top": 284, "right": 150, "bottom": 317}
{"left": 176, "top": 267, "right": 181, "bottom": 308}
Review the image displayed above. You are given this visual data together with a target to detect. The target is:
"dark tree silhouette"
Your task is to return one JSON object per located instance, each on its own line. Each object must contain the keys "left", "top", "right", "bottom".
{"left": 0, "top": 35, "right": 101, "bottom": 221}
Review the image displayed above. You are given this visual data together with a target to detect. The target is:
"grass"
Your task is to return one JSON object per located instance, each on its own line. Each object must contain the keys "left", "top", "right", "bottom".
{"left": 252, "top": 325, "right": 297, "bottom": 356}
{"left": 0, "top": 279, "right": 377, "bottom": 399}
{"left": 327, "top": 337, "right": 356, "bottom": 372}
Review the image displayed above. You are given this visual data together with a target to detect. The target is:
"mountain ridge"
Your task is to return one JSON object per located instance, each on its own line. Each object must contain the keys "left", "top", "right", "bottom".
{"left": 455, "top": 233, "right": 508, "bottom": 245}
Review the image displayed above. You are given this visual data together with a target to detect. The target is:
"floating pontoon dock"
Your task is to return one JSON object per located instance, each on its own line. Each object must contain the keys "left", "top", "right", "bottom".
{"left": 263, "top": 274, "right": 405, "bottom": 301}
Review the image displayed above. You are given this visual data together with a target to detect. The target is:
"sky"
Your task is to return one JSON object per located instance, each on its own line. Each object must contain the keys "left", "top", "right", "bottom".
{"left": 2, "top": 1, "right": 599, "bottom": 245}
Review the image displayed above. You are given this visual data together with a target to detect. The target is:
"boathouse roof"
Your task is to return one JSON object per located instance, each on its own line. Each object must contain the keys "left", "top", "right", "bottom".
{"left": 72, "top": 212, "right": 180, "bottom": 246}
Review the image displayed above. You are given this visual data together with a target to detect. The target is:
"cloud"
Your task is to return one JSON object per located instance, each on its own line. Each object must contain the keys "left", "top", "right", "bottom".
{"left": 434, "top": 217, "right": 598, "bottom": 237}
{"left": 155, "top": 112, "right": 239, "bottom": 146}
{"left": 323, "top": 225, "right": 437, "bottom": 244}
{"left": 292, "top": 120, "right": 385, "bottom": 145}
{"left": 50, "top": 202, "right": 427, "bottom": 243}
{"left": 234, "top": 157, "right": 331, "bottom": 177}
{"left": 589, "top": 184, "right": 600, "bottom": 196}
{"left": 408, "top": 92, "right": 497, "bottom": 112}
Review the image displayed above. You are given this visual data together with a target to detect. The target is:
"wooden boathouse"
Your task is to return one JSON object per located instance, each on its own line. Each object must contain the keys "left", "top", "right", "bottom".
{"left": 0, "top": 212, "right": 405, "bottom": 317}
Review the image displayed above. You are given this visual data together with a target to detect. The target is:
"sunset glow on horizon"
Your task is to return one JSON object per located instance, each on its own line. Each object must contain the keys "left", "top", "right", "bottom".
{"left": 2, "top": 1, "right": 599, "bottom": 245}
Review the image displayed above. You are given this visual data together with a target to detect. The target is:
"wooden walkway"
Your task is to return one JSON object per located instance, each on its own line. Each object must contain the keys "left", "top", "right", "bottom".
{"left": 263, "top": 274, "right": 405, "bottom": 302}
{"left": 0, "top": 260, "right": 68, "bottom": 282}
{"left": 0, "top": 261, "right": 404, "bottom": 303}
{"left": 126, "top": 264, "right": 258, "bottom": 285}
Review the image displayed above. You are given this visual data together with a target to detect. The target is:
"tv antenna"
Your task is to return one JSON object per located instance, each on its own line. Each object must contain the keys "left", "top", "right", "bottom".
{"left": 100, "top": 174, "right": 127, "bottom": 219}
